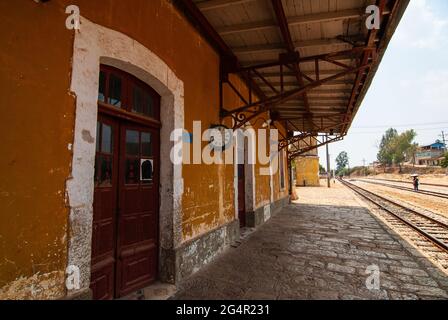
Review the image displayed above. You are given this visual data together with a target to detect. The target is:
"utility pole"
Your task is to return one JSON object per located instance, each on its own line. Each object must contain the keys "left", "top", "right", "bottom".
{"left": 326, "top": 134, "right": 331, "bottom": 188}
{"left": 441, "top": 131, "right": 447, "bottom": 151}
{"left": 442, "top": 131, "right": 448, "bottom": 176}
{"left": 363, "top": 158, "right": 366, "bottom": 176}
{"left": 347, "top": 160, "right": 350, "bottom": 178}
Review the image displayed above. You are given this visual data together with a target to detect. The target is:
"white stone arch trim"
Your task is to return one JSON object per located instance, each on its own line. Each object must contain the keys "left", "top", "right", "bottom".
{"left": 66, "top": 17, "right": 184, "bottom": 295}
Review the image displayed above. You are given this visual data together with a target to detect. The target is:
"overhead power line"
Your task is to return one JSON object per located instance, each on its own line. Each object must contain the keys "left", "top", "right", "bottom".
{"left": 352, "top": 121, "right": 448, "bottom": 129}
{"left": 350, "top": 126, "right": 448, "bottom": 135}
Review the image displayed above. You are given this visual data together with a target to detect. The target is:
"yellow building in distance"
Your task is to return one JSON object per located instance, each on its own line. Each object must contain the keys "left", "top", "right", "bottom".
{"left": 294, "top": 137, "right": 320, "bottom": 187}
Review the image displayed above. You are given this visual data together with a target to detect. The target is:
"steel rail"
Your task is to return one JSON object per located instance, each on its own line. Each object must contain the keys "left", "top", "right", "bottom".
{"left": 341, "top": 179, "right": 448, "bottom": 229}
{"left": 363, "top": 177, "right": 448, "bottom": 189}
{"left": 353, "top": 179, "right": 448, "bottom": 200}
{"left": 338, "top": 178, "right": 448, "bottom": 253}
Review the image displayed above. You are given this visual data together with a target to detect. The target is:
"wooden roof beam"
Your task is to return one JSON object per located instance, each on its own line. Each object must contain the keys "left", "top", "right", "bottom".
{"left": 233, "top": 38, "right": 349, "bottom": 55}
{"left": 278, "top": 113, "right": 346, "bottom": 117}
{"left": 225, "top": 63, "right": 372, "bottom": 116}
{"left": 239, "top": 47, "right": 368, "bottom": 71}
{"left": 278, "top": 97, "right": 348, "bottom": 103}
{"left": 271, "top": 0, "right": 312, "bottom": 129}
{"left": 276, "top": 103, "right": 347, "bottom": 107}
{"left": 197, "top": 0, "right": 256, "bottom": 11}
{"left": 257, "top": 69, "right": 348, "bottom": 78}
{"left": 308, "top": 89, "right": 352, "bottom": 95}
{"left": 341, "top": 0, "right": 388, "bottom": 134}
{"left": 278, "top": 112, "right": 346, "bottom": 116}
{"left": 217, "top": 8, "right": 390, "bottom": 35}
{"left": 257, "top": 80, "right": 354, "bottom": 87}
{"left": 174, "top": 0, "right": 266, "bottom": 100}
{"left": 284, "top": 115, "right": 345, "bottom": 120}
{"left": 276, "top": 104, "right": 347, "bottom": 109}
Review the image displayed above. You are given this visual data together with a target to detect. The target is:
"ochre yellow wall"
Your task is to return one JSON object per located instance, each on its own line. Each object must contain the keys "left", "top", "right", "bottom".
{"left": 254, "top": 122, "right": 271, "bottom": 208}
{"left": 0, "top": 0, "right": 288, "bottom": 298}
{"left": 0, "top": 0, "right": 75, "bottom": 299}
{"left": 273, "top": 128, "right": 290, "bottom": 202}
{"left": 221, "top": 76, "right": 289, "bottom": 209}
{"left": 295, "top": 157, "right": 320, "bottom": 187}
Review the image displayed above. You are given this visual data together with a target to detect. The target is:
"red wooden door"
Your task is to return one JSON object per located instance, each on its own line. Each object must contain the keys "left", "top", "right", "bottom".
{"left": 237, "top": 164, "right": 246, "bottom": 227}
{"left": 116, "top": 123, "right": 159, "bottom": 297}
{"left": 90, "top": 117, "right": 159, "bottom": 299}
{"left": 90, "top": 115, "right": 119, "bottom": 300}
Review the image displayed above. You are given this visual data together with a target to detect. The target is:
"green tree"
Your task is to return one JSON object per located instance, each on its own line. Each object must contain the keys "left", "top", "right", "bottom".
{"left": 377, "top": 128, "right": 398, "bottom": 166}
{"left": 336, "top": 151, "right": 349, "bottom": 176}
{"left": 377, "top": 129, "right": 417, "bottom": 172}
{"left": 441, "top": 153, "right": 448, "bottom": 169}
{"left": 407, "top": 142, "right": 419, "bottom": 166}
{"left": 390, "top": 130, "right": 417, "bottom": 172}
{"left": 319, "top": 164, "right": 326, "bottom": 174}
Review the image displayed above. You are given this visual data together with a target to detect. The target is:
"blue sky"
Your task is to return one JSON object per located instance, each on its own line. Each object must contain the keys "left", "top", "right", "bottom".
{"left": 319, "top": 0, "right": 448, "bottom": 168}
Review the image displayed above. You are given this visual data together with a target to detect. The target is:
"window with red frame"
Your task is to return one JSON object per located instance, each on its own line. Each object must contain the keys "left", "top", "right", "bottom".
{"left": 98, "top": 65, "right": 160, "bottom": 121}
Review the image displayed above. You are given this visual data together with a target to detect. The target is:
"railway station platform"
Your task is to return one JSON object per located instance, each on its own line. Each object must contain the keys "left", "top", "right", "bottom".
{"left": 170, "top": 182, "right": 448, "bottom": 300}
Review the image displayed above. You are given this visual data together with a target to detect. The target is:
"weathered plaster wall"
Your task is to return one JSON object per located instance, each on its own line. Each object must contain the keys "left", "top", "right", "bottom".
{"left": 0, "top": 1, "right": 74, "bottom": 299}
{"left": 221, "top": 74, "right": 289, "bottom": 213}
{"left": 273, "top": 126, "right": 289, "bottom": 202}
{"left": 294, "top": 136, "right": 319, "bottom": 187}
{"left": 254, "top": 124, "right": 289, "bottom": 216}
{"left": 0, "top": 0, "right": 290, "bottom": 298}
{"left": 255, "top": 159, "right": 273, "bottom": 208}
{"left": 295, "top": 157, "right": 320, "bottom": 187}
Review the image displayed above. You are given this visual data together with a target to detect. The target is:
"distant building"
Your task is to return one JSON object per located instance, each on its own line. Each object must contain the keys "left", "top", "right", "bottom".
{"left": 415, "top": 140, "right": 446, "bottom": 166}
{"left": 294, "top": 137, "right": 320, "bottom": 187}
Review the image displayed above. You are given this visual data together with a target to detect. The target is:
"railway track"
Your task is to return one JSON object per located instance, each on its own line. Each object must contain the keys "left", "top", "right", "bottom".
{"left": 338, "top": 178, "right": 448, "bottom": 259}
{"left": 366, "top": 177, "right": 448, "bottom": 188}
{"left": 353, "top": 178, "right": 448, "bottom": 200}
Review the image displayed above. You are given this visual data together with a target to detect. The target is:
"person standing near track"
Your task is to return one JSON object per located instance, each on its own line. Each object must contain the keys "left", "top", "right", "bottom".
{"left": 412, "top": 175, "right": 420, "bottom": 191}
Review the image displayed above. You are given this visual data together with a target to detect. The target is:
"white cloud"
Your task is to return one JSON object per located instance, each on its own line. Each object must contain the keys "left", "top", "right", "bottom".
{"left": 398, "top": 79, "right": 411, "bottom": 88}
{"left": 393, "top": 0, "right": 448, "bottom": 49}
{"left": 393, "top": 69, "right": 448, "bottom": 109}
{"left": 421, "top": 70, "right": 448, "bottom": 107}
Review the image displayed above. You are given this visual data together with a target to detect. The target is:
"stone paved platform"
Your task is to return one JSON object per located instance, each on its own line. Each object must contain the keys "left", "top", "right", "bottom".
{"left": 172, "top": 182, "right": 448, "bottom": 300}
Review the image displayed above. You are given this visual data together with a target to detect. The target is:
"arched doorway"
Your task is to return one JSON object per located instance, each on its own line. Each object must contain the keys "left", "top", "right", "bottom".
{"left": 67, "top": 17, "right": 185, "bottom": 300}
{"left": 90, "top": 65, "right": 161, "bottom": 299}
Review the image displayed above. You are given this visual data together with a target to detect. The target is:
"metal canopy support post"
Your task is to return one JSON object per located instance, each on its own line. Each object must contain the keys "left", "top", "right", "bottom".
{"left": 326, "top": 134, "right": 331, "bottom": 188}
{"left": 222, "top": 64, "right": 371, "bottom": 130}
{"left": 287, "top": 155, "right": 293, "bottom": 198}
{"left": 288, "top": 135, "right": 345, "bottom": 161}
